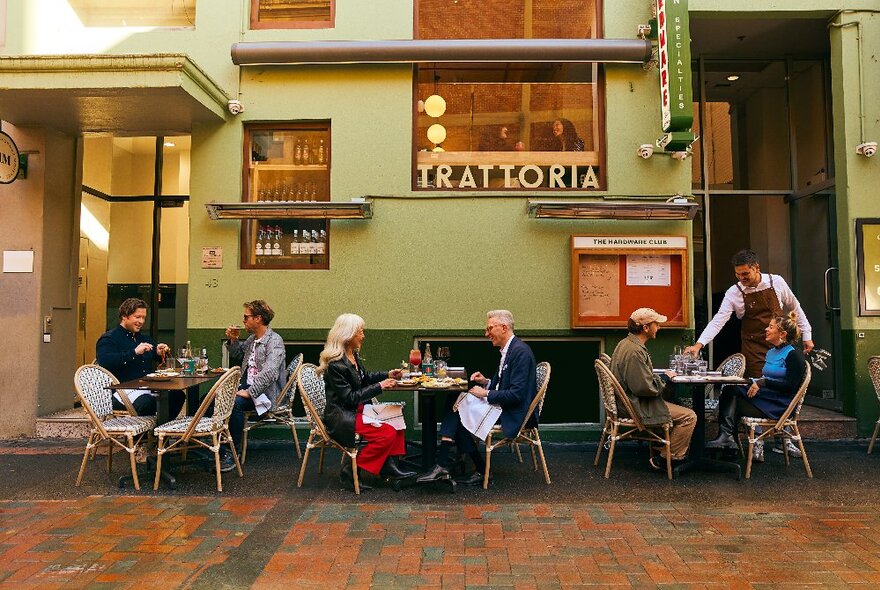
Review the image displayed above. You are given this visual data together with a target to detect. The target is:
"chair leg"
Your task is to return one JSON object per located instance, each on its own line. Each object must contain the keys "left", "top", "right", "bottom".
{"left": 664, "top": 426, "right": 672, "bottom": 480}
{"left": 594, "top": 422, "right": 608, "bottom": 467}
{"left": 745, "top": 427, "right": 755, "bottom": 479}
{"left": 534, "top": 432, "right": 550, "bottom": 485}
{"left": 782, "top": 432, "right": 791, "bottom": 466}
{"left": 290, "top": 423, "right": 302, "bottom": 459}
{"left": 297, "top": 433, "right": 315, "bottom": 488}
{"left": 127, "top": 434, "right": 141, "bottom": 491}
{"left": 106, "top": 439, "right": 113, "bottom": 473}
{"left": 793, "top": 425, "right": 812, "bottom": 478}
{"left": 213, "top": 433, "right": 223, "bottom": 493}
{"left": 483, "top": 442, "right": 493, "bottom": 490}
{"left": 153, "top": 436, "right": 166, "bottom": 490}
{"left": 529, "top": 444, "right": 538, "bottom": 471}
{"left": 351, "top": 455, "right": 360, "bottom": 495}
{"left": 604, "top": 424, "right": 619, "bottom": 478}
{"left": 868, "top": 420, "right": 880, "bottom": 454}
{"left": 318, "top": 447, "right": 326, "bottom": 473}
{"left": 514, "top": 444, "right": 523, "bottom": 463}
{"left": 227, "top": 429, "right": 244, "bottom": 477}
{"left": 241, "top": 422, "right": 250, "bottom": 465}
{"left": 76, "top": 433, "right": 95, "bottom": 487}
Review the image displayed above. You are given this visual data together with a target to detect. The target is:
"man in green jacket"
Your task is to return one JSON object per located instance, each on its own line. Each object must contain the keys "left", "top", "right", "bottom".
{"left": 610, "top": 308, "right": 696, "bottom": 469}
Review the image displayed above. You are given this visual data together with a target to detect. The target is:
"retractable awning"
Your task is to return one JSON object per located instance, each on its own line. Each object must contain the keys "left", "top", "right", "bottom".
{"left": 231, "top": 39, "right": 652, "bottom": 66}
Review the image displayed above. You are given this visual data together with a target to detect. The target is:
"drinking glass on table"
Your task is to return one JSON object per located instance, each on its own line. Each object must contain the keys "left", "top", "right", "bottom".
{"left": 409, "top": 348, "right": 422, "bottom": 374}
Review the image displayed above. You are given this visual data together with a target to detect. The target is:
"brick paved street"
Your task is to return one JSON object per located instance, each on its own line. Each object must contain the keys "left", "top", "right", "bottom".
{"left": 2, "top": 440, "right": 880, "bottom": 588}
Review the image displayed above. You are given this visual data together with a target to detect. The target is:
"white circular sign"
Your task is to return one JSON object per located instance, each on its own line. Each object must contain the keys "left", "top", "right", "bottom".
{"left": 0, "top": 132, "right": 20, "bottom": 184}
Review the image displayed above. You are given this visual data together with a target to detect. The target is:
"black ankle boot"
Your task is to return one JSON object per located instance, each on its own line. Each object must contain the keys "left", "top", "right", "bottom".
{"left": 705, "top": 431, "right": 739, "bottom": 450}
{"left": 340, "top": 462, "right": 372, "bottom": 491}
{"left": 380, "top": 456, "right": 417, "bottom": 480}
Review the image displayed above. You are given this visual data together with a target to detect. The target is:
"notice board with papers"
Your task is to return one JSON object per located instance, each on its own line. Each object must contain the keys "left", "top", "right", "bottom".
{"left": 570, "top": 235, "right": 689, "bottom": 328}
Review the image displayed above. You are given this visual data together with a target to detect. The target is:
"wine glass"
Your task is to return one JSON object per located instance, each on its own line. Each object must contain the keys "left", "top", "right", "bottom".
{"left": 409, "top": 348, "right": 422, "bottom": 374}
{"left": 436, "top": 346, "right": 450, "bottom": 362}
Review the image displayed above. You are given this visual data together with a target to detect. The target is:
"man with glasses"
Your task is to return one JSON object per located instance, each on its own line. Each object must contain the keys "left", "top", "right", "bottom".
{"left": 683, "top": 249, "right": 813, "bottom": 460}
{"left": 223, "top": 300, "right": 287, "bottom": 472}
{"left": 418, "top": 309, "right": 537, "bottom": 486}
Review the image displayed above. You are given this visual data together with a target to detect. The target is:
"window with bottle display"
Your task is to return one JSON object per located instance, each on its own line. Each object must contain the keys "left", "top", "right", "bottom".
{"left": 242, "top": 123, "right": 330, "bottom": 270}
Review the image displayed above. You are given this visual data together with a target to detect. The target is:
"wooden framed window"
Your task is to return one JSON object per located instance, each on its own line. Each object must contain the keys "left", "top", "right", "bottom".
{"left": 242, "top": 123, "right": 331, "bottom": 270}
{"left": 413, "top": 0, "right": 604, "bottom": 191}
{"left": 251, "top": 0, "right": 335, "bottom": 29}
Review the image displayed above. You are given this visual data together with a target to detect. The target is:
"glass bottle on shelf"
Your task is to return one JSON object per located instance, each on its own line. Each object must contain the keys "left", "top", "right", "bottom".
{"left": 272, "top": 225, "right": 282, "bottom": 256}
{"left": 317, "top": 139, "right": 325, "bottom": 164}
{"left": 302, "top": 139, "right": 311, "bottom": 164}
{"left": 255, "top": 225, "right": 264, "bottom": 257}
{"left": 289, "top": 229, "right": 300, "bottom": 256}
{"left": 294, "top": 138, "right": 302, "bottom": 165}
{"left": 311, "top": 182, "right": 319, "bottom": 200}
{"left": 316, "top": 229, "right": 326, "bottom": 261}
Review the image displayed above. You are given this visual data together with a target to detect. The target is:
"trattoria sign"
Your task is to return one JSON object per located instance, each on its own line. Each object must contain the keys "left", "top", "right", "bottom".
{"left": 657, "top": 0, "right": 693, "bottom": 133}
{"left": 417, "top": 164, "right": 601, "bottom": 190}
{"left": 0, "top": 131, "right": 20, "bottom": 184}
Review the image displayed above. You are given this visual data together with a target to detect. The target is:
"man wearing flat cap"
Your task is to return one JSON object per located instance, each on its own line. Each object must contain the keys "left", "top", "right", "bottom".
{"left": 610, "top": 308, "right": 696, "bottom": 470}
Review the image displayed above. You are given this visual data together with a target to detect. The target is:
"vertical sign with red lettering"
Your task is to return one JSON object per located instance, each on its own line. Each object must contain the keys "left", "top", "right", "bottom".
{"left": 656, "top": 0, "right": 693, "bottom": 133}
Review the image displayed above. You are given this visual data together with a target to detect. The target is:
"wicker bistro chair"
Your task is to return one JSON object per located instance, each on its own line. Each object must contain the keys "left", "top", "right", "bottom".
{"left": 295, "top": 363, "right": 365, "bottom": 494}
{"left": 593, "top": 359, "right": 673, "bottom": 479}
{"left": 74, "top": 364, "right": 156, "bottom": 491}
{"left": 867, "top": 357, "right": 880, "bottom": 454}
{"left": 483, "top": 362, "right": 552, "bottom": 489}
{"left": 739, "top": 363, "right": 813, "bottom": 479}
{"left": 152, "top": 368, "right": 243, "bottom": 492}
{"left": 241, "top": 354, "right": 304, "bottom": 464}
{"left": 599, "top": 352, "right": 612, "bottom": 366}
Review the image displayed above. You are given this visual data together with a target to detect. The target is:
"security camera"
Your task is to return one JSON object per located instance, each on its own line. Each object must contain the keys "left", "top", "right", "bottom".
{"left": 856, "top": 141, "right": 877, "bottom": 158}
{"left": 227, "top": 100, "right": 244, "bottom": 115}
{"left": 637, "top": 144, "right": 654, "bottom": 159}
{"left": 670, "top": 151, "right": 689, "bottom": 161}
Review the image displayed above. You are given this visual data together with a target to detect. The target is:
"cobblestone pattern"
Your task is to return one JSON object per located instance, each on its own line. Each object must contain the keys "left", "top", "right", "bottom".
{"left": 0, "top": 496, "right": 274, "bottom": 589}
{"left": 3, "top": 497, "right": 880, "bottom": 588}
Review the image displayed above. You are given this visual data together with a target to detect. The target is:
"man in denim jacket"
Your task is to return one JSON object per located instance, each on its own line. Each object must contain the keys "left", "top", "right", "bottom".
{"left": 223, "top": 299, "right": 287, "bottom": 471}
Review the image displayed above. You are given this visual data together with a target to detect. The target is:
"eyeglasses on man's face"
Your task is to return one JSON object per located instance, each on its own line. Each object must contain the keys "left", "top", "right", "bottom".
{"left": 243, "top": 314, "right": 255, "bottom": 322}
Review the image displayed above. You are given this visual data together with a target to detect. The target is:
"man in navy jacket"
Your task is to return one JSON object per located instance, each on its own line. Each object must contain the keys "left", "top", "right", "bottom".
{"left": 96, "top": 298, "right": 180, "bottom": 417}
{"left": 418, "top": 309, "right": 538, "bottom": 485}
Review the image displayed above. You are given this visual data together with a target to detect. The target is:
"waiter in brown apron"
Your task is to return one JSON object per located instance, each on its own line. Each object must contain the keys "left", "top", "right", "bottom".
{"left": 684, "top": 249, "right": 813, "bottom": 379}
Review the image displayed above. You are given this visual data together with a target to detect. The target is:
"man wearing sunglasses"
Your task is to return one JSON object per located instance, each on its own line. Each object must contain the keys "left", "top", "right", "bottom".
{"left": 223, "top": 299, "right": 287, "bottom": 472}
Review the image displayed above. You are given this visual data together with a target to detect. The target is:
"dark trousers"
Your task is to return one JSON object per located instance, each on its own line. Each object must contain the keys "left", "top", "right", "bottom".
{"left": 112, "top": 392, "right": 184, "bottom": 419}
{"left": 228, "top": 396, "right": 256, "bottom": 452}
{"left": 717, "top": 385, "right": 770, "bottom": 436}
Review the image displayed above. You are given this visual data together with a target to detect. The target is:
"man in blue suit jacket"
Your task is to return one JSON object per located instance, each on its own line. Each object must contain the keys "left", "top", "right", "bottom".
{"left": 418, "top": 310, "right": 538, "bottom": 486}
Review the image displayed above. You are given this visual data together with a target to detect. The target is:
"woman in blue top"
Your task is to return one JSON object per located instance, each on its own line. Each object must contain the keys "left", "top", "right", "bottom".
{"left": 706, "top": 311, "right": 806, "bottom": 450}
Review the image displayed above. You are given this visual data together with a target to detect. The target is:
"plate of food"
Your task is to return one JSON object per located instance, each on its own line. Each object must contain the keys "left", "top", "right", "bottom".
{"left": 396, "top": 379, "right": 419, "bottom": 387}
{"left": 210, "top": 367, "right": 228, "bottom": 374}
{"left": 422, "top": 378, "right": 455, "bottom": 389}
{"left": 146, "top": 373, "right": 172, "bottom": 381}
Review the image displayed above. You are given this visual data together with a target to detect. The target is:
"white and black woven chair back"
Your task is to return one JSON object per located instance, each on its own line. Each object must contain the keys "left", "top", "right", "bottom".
{"left": 718, "top": 353, "right": 746, "bottom": 377}
{"left": 288, "top": 353, "right": 304, "bottom": 377}
{"left": 76, "top": 365, "right": 117, "bottom": 420}
{"left": 536, "top": 362, "right": 550, "bottom": 415}
{"left": 594, "top": 360, "right": 618, "bottom": 419}
{"left": 869, "top": 356, "right": 880, "bottom": 401}
{"left": 299, "top": 364, "right": 327, "bottom": 423}
{"left": 599, "top": 353, "right": 612, "bottom": 366}
{"left": 211, "top": 369, "right": 240, "bottom": 428}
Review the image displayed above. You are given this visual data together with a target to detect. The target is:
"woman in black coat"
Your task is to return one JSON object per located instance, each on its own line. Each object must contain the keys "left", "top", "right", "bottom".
{"left": 317, "top": 313, "right": 415, "bottom": 488}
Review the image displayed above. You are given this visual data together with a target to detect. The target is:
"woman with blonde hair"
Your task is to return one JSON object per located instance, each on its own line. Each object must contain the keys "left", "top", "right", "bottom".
{"left": 317, "top": 313, "right": 414, "bottom": 489}
{"left": 706, "top": 311, "right": 807, "bottom": 451}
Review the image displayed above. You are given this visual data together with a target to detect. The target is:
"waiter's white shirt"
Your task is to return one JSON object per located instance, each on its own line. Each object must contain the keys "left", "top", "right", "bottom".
{"left": 493, "top": 335, "right": 514, "bottom": 388}
{"left": 696, "top": 272, "right": 812, "bottom": 346}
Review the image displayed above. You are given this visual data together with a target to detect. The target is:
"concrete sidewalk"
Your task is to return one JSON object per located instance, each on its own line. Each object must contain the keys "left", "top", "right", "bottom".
{"left": 2, "top": 439, "right": 880, "bottom": 588}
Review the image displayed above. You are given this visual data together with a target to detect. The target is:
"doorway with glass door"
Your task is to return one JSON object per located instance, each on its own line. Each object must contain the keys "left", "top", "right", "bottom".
{"left": 76, "top": 136, "right": 191, "bottom": 368}
{"left": 690, "top": 22, "right": 842, "bottom": 409}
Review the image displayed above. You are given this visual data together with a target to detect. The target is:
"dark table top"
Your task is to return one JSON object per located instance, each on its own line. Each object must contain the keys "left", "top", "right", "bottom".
{"left": 107, "top": 374, "right": 219, "bottom": 391}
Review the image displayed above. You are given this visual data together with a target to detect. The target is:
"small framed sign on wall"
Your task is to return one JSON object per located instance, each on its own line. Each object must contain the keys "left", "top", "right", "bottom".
{"left": 856, "top": 219, "right": 880, "bottom": 316}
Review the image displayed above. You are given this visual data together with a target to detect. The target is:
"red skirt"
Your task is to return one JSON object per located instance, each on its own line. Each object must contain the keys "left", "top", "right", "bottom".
{"left": 355, "top": 405, "right": 406, "bottom": 475}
